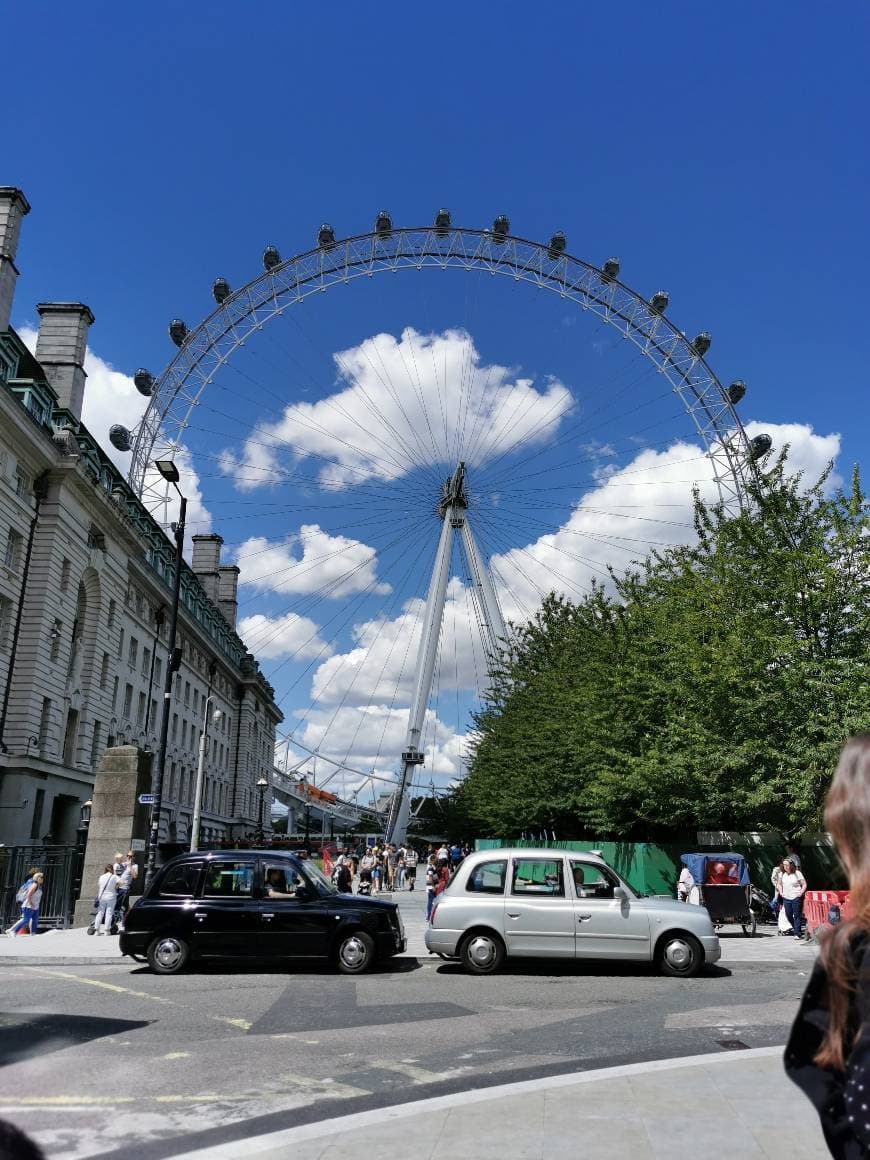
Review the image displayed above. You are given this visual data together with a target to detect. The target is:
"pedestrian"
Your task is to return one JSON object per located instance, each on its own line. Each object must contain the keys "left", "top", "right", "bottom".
{"left": 449, "top": 841, "right": 462, "bottom": 869}
{"left": 404, "top": 845, "right": 418, "bottom": 891}
{"left": 771, "top": 859, "right": 785, "bottom": 917}
{"left": 114, "top": 851, "right": 139, "bottom": 932}
{"left": 386, "top": 844, "right": 399, "bottom": 890}
{"left": 425, "top": 855, "right": 438, "bottom": 921}
{"left": 335, "top": 859, "right": 353, "bottom": 893}
{"left": 677, "top": 864, "right": 694, "bottom": 902}
{"left": 91, "top": 864, "right": 121, "bottom": 935}
{"left": 786, "top": 843, "right": 803, "bottom": 871}
{"left": 371, "top": 852, "right": 382, "bottom": 894}
{"left": 778, "top": 858, "right": 807, "bottom": 939}
{"left": 8, "top": 871, "right": 44, "bottom": 936}
{"left": 396, "top": 846, "right": 406, "bottom": 891}
{"left": 785, "top": 735, "right": 870, "bottom": 1156}
{"left": 436, "top": 842, "right": 449, "bottom": 866}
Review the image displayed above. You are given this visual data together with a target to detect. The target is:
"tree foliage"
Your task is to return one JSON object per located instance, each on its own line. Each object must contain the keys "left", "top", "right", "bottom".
{"left": 459, "top": 460, "right": 870, "bottom": 838}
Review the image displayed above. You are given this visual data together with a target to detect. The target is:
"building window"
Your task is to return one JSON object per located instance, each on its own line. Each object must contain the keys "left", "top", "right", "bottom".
{"left": 117, "top": 627, "right": 124, "bottom": 660}
{"left": 107, "top": 599, "right": 116, "bottom": 630}
{"left": 50, "top": 619, "right": 62, "bottom": 662}
{"left": 30, "top": 788, "right": 45, "bottom": 841}
{"left": 154, "top": 656, "right": 163, "bottom": 687}
{"left": 171, "top": 712, "right": 178, "bottom": 742}
{"left": 184, "top": 681, "right": 190, "bottom": 708}
{"left": 60, "top": 557, "right": 71, "bottom": 593}
{"left": 90, "top": 720, "right": 102, "bottom": 769}
{"left": 137, "top": 691, "right": 146, "bottom": 726}
{"left": 3, "top": 528, "right": 22, "bottom": 571}
{"left": 111, "top": 675, "right": 119, "bottom": 712}
{"left": 142, "top": 646, "right": 151, "bottom": 678}
{"left": 38, "top": 698, "right": 52, "bottom": 755}
{"left": 15, "top": 469, "right": 29, "bottom": 499}
{"left": 181, "top": 720, "right": 188, "bottom": 749}
{"left": 169, "top": 761, "right": 178, "bottom": 801}
{"left": 62, "top": 708, "right": 79, "bottom": 765}
{"left": 193, "top": 688, "right": 199, "bottom": 716}
{"left": 128, "top": 637, "right": 138, "bottom": 669}
{"left": 150, "top": 699, "right": 157, "bottom": 730}
{"left": 122, "top": 683, "right": 133, "bottom": 719}
{"left": 99, "top": 652, "right": 110, "bottom": 689}
{"left": 0, "top": 595, "right": 11, "bottom": 651}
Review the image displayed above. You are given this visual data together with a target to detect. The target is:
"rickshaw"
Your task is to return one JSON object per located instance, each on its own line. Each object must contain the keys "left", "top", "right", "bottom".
{"left": 680, "top": 852, "right": 756, "bottom": 936}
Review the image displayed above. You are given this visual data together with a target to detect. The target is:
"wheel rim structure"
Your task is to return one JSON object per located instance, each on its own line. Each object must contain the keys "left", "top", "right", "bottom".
{"left": 153, "top": 937, "right": 184, "bottom": 970}
{"left": 128, "top": 226, "right": 758, "bottom": 514}
{"left": 662, "top": 937, "right": 694, "bottom": 971}
{"left": 339, "top": 934, "right": 368, "bottom": 969}
{"left": 466, "top": 933, "right": 499, "bottom": 969}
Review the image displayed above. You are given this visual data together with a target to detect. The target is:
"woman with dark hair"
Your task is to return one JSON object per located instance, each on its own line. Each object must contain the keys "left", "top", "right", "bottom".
{"left": 785, "top": 734, "right": 870, "bottom": 1157}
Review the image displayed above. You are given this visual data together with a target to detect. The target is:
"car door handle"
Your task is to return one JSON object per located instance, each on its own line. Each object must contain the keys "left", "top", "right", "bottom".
{"left": 577, "top": 913, "right": 592, "bottom": 921}
{"left": 507, "top": 912, "right": 521, "bottom": 919}
{"left": 262, "top": 913, "right": 275, "bottom": 921}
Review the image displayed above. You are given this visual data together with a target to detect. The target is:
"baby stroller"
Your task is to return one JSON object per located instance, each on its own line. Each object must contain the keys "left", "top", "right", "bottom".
{"left": 357, "top": 868, "right": 372, "bottom": 896}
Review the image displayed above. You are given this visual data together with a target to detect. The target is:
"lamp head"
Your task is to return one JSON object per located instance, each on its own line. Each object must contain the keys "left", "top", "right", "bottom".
{"left": 154, "top": 460, "right": 181, "bottom": 484}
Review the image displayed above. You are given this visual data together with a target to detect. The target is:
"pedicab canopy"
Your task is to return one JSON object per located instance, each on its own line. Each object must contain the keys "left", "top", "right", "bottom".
{"left": 680, "top": 853, "right": 750, "bottom": 887}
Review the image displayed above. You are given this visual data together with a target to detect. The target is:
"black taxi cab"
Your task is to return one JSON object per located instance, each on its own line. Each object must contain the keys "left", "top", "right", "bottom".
{"left": 119, "top": 851, "right": 406, "bottom": 975}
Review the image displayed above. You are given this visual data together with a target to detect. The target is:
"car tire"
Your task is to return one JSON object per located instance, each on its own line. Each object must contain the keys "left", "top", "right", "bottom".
{"left": 337, "top": 930, "right": 375, "bottom": 974}
{"left": 656, "top": 932, "right": 703, "bottom": 978}
{"left": 460, "top": 930, "right": 505, "bottom": 975}
{"left": 146, "top": 934, "right": 190, "bottom": 975}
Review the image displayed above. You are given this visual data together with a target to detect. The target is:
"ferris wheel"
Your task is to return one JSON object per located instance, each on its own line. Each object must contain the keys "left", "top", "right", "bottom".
{"left": 116, "top": 213, "right": 771, "bottom": 842}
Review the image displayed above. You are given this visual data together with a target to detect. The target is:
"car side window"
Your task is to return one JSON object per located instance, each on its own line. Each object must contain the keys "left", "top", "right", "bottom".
{"left": 262, "top": 862, "right": 303, "bottom": 899}
{"left": 569, "top": 861, "right": 618, "bottom": 899}
{"left": 202, "top": 861, "right": 254, "bottom": 898}
{"left": 512, "top": 859, "right": 565, "bottom": 897}
{"left": 157, "top": 863, "right": 201, "bottom": 898}
{"left": 466, "top": 860, "right": 507, "bottom": 894}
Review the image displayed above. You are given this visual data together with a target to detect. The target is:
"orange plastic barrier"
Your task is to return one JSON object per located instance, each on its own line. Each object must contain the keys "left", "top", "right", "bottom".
{"left": 804, "top": 890, "right": 851, "bottom": 934}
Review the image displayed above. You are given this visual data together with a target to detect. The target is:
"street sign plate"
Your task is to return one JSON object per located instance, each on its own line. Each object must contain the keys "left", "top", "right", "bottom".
{"left": 130, "top": 839, "right": 146, "bottom": 851}
{"left": 138, "top": 793, "right": 155, "bottom": 805}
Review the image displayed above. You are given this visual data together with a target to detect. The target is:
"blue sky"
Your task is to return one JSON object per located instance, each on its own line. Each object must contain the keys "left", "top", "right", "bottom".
{"left": 5, "top": 3, "right": 868, "bottom": 798}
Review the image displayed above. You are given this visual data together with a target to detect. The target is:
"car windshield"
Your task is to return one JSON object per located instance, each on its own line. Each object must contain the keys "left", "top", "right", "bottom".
{"left": 305, "top": 861, "right": 337, "bottom": 895}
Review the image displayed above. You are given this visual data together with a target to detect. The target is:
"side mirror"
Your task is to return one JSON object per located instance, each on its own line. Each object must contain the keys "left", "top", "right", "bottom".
{"left": 613, "top": 886, "right": 627, "bottom": 901}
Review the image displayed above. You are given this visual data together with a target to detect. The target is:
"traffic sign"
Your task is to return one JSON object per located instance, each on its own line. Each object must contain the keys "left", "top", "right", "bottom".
{"left": 138, "top": 793, "right": 155, "bottom": 805}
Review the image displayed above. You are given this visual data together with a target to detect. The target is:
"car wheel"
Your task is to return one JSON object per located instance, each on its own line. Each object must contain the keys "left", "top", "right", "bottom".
{"left": 656, "top": 932, "right": 703, "bottom": 978}
{"left": 337, "top": 930, "right": 375, "bottom": 974}
{"left": 741, "top": 914, "right": 757, "bottom": 937}
{"left": 460, "top": 931, "right": 505, "bottom": 975}
{"left": 146, "top": 934, "right": 190, "bottom": 975}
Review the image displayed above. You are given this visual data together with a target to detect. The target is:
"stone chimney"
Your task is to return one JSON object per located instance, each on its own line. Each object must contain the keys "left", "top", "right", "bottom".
{"left": 0, "top": 187, "right": 31, "bottom": 332}
{"left": 35, "top": 302, "right": 95, "bottom": 421}
{"left": 218, "top": 565, "right": 240, "bottom": 628}
{"left": 191, "top": 534, "right": 222, "bottom": 604}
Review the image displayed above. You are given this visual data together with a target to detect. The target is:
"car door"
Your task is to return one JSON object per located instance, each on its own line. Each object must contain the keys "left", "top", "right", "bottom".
{"left": 258, "top": 859, "right": 333, "bottom": 958}
{"left": 569, "top": 860, "right": 651, "bottom": 960}
{"left": 504, "top": 856, "right": 574, "bottom": 958}
{"left": 192, "top": 858, "right": 259, "bottom": 958}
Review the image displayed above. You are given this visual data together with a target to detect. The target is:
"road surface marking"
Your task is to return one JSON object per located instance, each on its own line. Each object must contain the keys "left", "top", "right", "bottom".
{"left": 163, "top": 1051, "right": 192, "bottom": 1060}
{"left": 24, "top": 968, "right": 171, "bottom": 1003}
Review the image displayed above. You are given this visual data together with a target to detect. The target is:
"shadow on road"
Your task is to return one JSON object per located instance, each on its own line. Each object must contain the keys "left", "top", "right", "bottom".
{"left": 0, "top": 1012, "right": 152, "bottom": 1066}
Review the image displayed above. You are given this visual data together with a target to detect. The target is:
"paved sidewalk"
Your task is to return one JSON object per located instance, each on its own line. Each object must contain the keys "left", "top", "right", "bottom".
{"left": 0, "top": 889, "right": 818, "bottom": 966}
{"left": 171, "top": 1046, "right": 825, "bottom": 1160}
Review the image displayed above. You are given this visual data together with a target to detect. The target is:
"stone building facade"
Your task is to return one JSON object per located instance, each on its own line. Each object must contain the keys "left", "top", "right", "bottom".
{"left": 0, "top": 186, "right": 281, "bottom": 847}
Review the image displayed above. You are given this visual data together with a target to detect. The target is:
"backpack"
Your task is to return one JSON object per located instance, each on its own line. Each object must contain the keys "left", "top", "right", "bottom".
{"left": 15, "top": 879, "right": 31, "bottom": 904}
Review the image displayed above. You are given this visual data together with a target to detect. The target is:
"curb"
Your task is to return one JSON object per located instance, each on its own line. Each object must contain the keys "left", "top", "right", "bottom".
{"left": 172, "top": 1045, "right": 786, "bottom": 1160}
{"left": 0, "top": 956, "right": 125, "bottom": 967}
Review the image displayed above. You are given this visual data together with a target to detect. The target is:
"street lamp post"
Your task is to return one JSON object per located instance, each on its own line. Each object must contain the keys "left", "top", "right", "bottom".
{"left": 256, "top": 776, "right": 268, "bottom": 845}
{"left": 190, "top": 699, "right": 222, "bottom": 852}
{"left": 144, "top": 460, "right": 187, "bottom": 890}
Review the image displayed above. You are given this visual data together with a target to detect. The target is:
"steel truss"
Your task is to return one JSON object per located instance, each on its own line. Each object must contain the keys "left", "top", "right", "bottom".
{"left": 128, "top": 226, "right": 758, "bottom": 515}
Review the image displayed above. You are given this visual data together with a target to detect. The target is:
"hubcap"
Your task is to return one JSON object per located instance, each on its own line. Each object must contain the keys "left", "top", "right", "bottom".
{"left": 154, "top": 937, "right": 183, "bottom": 969}
{"left": 468, "top": 935, "right": 497, "bottom": 967}
{"left": 341, "top": 936, "right": 367, "bottom": 968}
{"left": 664, "top": 938, "right": 692, "bottom": 969}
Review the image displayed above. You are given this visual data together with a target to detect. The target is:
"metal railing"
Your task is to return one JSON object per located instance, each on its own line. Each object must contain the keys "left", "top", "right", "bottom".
{"left": 0, "top": 843, "right": 84, "bottom": 930}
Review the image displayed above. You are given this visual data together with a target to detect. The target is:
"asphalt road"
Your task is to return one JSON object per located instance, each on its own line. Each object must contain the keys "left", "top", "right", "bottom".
{"left": 0, "top": 929, "right": 811, "bottom": 1160}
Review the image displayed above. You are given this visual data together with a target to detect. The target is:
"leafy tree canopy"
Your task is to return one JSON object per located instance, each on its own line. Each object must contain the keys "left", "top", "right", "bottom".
{"left": 459, "top": 459, "right": 870, "bottom": 839}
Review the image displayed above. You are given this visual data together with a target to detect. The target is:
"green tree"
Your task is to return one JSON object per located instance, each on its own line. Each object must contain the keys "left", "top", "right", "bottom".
{"left": 462, "top": 461, "right": 870, "bottom": 838}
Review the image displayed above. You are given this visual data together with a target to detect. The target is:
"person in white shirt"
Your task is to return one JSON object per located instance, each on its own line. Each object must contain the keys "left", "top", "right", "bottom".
{"left": 93, "top": 865, "right": 121, "bottom": 935}
{"left": 677, "top": 866, "right": 694, "bottom": 902}
{"left": 778, "top": 858, "right": 807, "bottom": 938}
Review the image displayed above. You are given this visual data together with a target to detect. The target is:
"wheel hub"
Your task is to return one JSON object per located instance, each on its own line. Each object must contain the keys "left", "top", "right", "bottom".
{"left": 341, "top": 936, "right": 366, "bottom": 967}
{"left": 664, "top": 939, "right": 690, "bottom": 968}
{"left": 468, "top": 935, "right": 496, "bottom": 966}
{"left": 155, "top": 938, "right": 182, "bottom": 969}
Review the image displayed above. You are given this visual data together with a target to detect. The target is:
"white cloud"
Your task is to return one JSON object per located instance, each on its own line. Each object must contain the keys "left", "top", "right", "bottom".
{"left": 19, "top": 326, "right": 213, "bottom": 535}
{"left": 237, "top": 611, "right": 333, "bottom": 661}
{"left": 220, "top": 327, "right": 574, "bottom": 491}
{"left": 236, "top": 525, "right": 391, "bottom": 598}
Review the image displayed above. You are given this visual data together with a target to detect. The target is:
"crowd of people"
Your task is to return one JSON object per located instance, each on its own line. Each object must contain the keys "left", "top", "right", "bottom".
{"left": 330, "top": 840, "right": 470, "bottom": 918}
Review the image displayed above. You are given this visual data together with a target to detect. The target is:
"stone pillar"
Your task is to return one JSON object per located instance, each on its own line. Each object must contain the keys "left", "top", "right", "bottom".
{"left": 218, "top": 564, "right": 240, "bottom": 628}
{"left": 35, "top": 301, "right": 95, "bottom": 422}
{"left": 0, "top": 187, "right": 31, "bottom": 332}
{"left": 73, "top": 745, "right": 153, "bottom": 926}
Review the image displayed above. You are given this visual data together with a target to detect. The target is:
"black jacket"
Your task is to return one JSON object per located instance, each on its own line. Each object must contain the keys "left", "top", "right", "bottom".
{"left": 784, "top": 933, "right": 870, "bottom": 1158}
